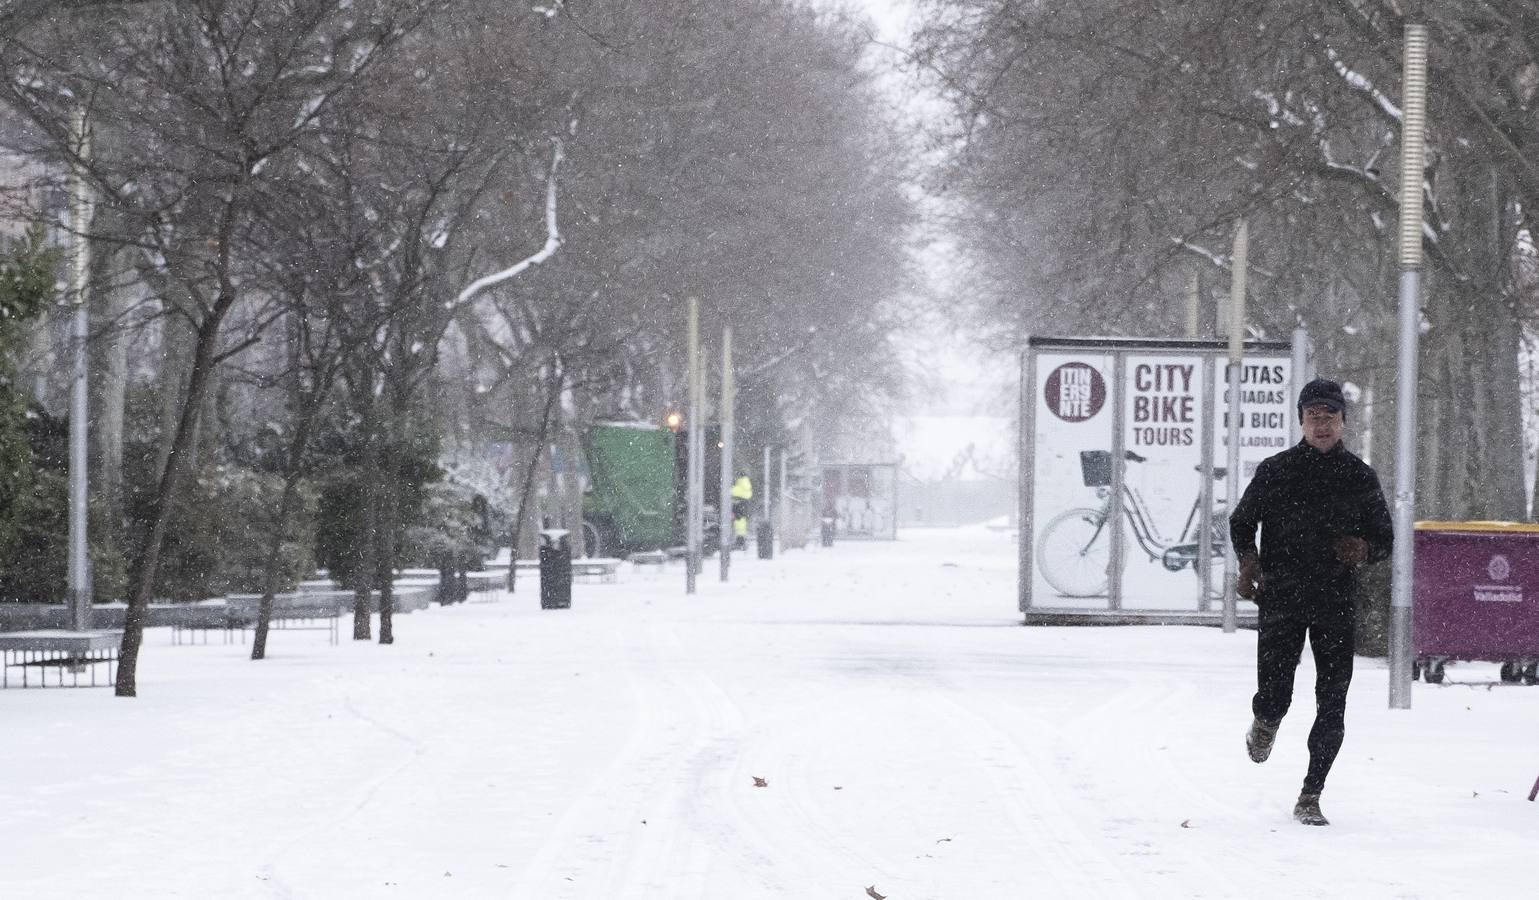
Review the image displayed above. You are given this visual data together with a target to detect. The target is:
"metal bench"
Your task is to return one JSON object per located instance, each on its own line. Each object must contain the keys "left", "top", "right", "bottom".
{"left": 0, "top": 630, "right": 123, "bottom": 689}
{"left": 572, "top": 558, "right": 622, "bottom": 583}
{"left": 463, "top": 571, "right": 507, "bottom": 602}
{"left": 162, "top": 602, "right": 244, "bottom": 645}
{"left": 508, "top": 557, "right": 621, "bottom": 583}
{"left": 225, "top": 594, "right": 342, "bottom": 645}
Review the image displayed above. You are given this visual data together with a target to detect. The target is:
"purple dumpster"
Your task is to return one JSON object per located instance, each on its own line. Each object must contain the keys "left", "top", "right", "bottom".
{"left": 1414, "top": 521, "right": 1539, "bottom": 684}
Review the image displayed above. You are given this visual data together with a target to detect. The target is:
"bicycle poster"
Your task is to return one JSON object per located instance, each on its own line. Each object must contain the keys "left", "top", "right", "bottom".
{"left": 1019, "top": 336, "right": 1301, "bottom": 622}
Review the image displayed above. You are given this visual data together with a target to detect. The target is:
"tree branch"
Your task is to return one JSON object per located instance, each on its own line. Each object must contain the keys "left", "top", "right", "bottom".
{"left": 452, "top": 137, "right": 566, "bottom": 309}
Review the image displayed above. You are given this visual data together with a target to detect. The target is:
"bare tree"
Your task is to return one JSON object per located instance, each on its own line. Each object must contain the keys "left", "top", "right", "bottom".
{"left": 0, "top": 0, "right": 440, "bottom": 695}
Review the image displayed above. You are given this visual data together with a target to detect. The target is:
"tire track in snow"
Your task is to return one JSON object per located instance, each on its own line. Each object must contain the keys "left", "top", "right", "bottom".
{"left": 509, "top": 619, "right": 730, "bottom": 900}
{"left": 891, "top": 680, "right": 1146, "bottom": 898}
{"left": 945, "top": 666, "right": 1247, "bottom": 896}
{"left": 594, "top": 622, "right": 735, "bottom": 899}
{"left": 256, "top": 693, "right": 430, "bottom": 897}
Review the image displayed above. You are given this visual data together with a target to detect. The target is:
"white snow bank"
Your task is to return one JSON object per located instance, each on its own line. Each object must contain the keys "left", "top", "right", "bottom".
{"left": 1, "top": 527, "right": 1533, "bottom": 898}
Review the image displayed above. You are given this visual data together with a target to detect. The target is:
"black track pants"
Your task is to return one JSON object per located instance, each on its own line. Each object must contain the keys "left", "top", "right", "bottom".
{"left": 1251, "top": 601, "right": 1355, "bottom": 794}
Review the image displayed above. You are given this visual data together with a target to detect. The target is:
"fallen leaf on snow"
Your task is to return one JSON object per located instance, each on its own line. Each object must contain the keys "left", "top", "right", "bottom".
{"left": 866, "top": 887, "right": 886, "bottom": 900}
{"left": 752, "top": 776, "right": 768, "bottom": 787}
{"left": 936, "top": 837, "right": 951, "bottom": 844}
{"left": 1180, "top": 820, "right": 1191, "bottom": 828}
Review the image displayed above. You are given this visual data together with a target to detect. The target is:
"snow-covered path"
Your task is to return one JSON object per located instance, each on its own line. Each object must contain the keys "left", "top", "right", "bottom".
{"left": 2, "top": 527, "right": 1535, "bottom": 898}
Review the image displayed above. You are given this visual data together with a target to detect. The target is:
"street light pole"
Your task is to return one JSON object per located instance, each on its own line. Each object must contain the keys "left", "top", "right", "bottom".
{"left": 67, "top": 105, "right": 93, "bottom": 632}
{"left": 686, "top": 297, "right": 701, "bottom": 594}
{"left": 719, "top": 325, "right": 734, "bottom": 582}
{"left": 1223, "top": 218, "right": 1248, "bottom": 634}
{"left": 1390, "top": 22, "right": 1430, "bottom": 710}
{"left": 778, "top": 442, "right": 789, "bottom": 552}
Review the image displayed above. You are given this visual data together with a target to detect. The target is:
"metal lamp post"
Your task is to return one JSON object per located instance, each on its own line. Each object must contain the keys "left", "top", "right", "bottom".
{"left": 67, "top": 106, "right": 93, "bottom": 631}
{"left": 719, "top": 325, "right": 734, "bottom": 582}
{"left": 1222, "top": 218, "right": 1249, "bottom": 634}
{"left": 1389, "top": 22, "right": 1430, "bottom": 710}
{"left": 686, "top": 297, "right": 702, "bottom": 594}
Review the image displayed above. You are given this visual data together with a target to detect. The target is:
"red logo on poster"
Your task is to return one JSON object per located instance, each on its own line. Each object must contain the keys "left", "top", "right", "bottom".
{"left": 1044, "top": 363, "right": 1106, "bottom": 422}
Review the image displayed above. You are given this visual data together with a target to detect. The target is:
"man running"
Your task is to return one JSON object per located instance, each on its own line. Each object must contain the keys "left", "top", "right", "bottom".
{"left": 1230, "top": 377, "right": 1393, "bottom": 825}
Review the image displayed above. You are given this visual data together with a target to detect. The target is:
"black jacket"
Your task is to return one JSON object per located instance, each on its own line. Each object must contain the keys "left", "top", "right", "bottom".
{"left": 1229, "top": 440, "right": 1393, "bottom": 607}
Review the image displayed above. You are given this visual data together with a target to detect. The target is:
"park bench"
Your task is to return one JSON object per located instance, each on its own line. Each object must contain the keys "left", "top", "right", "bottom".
{"left": 627, "top": 551, "right": 671, "bottom": 578}
{"left": 0, "top": 630, "right": 122, "bottom": 689}
{"left": 508, "top": 557, "right": 621, "bottom": 583}
{"left": 162, "top": 601, "right": 243, "bottom": 646}
{"left": 225, "top": 594, "right": 343, "bottom": 645}
{"left": 462, "top": 571, "right": 506, "bottom": 602}
{"left": 572, "top": 558, "right": 622, "bottom": 583}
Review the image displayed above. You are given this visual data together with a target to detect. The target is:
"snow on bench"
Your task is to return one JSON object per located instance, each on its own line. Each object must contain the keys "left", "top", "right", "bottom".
{"left": 0, "top": 630, "right": 123, "bottom": 689}
{"left": 510, "top": 558, "right": 623, "bottom": 583}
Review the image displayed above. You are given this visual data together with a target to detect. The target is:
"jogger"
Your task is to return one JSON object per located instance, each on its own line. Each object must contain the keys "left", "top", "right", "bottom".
{"left": 1253, "top": 602, "right": 1354, "bottom": 795}
{"left": 1231, "top": 378, "right": 1393, "bottom": 825}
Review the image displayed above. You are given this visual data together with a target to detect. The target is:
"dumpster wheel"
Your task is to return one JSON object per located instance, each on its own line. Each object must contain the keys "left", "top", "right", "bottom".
{"left": 1524, "top": 663, "right": 1539, "bottom": 686}
{"left": 1422, "top": 658, "right": 1446, "bottom": 684}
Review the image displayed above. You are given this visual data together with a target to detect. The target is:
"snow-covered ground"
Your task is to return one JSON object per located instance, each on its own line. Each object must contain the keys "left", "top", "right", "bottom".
{"left": 3, "top": 527, "right": 1535, "bottom": 899}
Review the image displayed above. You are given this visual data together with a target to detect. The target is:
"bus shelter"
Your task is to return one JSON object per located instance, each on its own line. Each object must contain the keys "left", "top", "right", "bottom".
{"left": 821, "top": 463, "right": 899, "bottom": 540}
{"left": 1018, "top": 336, "right": 1308, "bottom": 624}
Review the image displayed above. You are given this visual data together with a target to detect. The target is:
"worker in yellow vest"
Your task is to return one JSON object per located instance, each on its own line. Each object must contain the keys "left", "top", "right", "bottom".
{"left": 731, "top": 473, "right": 753, "bottom": 549}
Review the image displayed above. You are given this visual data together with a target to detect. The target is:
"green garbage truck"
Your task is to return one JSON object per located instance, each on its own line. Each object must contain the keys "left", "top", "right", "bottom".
{"left": 579, "top": 422, "right": 720, "bottom": 558}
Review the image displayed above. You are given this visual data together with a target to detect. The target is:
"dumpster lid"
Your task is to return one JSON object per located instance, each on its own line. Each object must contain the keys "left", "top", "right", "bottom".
{"left": 1414, "top": 520, "right": 1539, "bottom": 533}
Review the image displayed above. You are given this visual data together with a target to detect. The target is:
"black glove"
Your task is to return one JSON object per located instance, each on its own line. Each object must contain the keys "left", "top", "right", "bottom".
{"left": 1237, "top": 554, "right": 1263, "bottom": 600}
{"left": 1334, "top": 535, "right": 1369, "bottom": 567}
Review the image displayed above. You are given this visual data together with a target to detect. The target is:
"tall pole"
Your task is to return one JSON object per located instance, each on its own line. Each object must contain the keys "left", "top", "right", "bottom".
{"left": 1390, "top": 22, "right": 1430, "bottom": 710}
{"left": 1223, "top": 218, "right": 1249, "bottom": 634}
{"left": 68, "top": 105, "right": 93, "bottom": 632}
{"left": 1108, "top": 354, "right": 1127, "bottom": 612}
{"left": 697, "top": 346, "right": 709, "bottom": 567}
{"left": 1197, "top": 356, "right": 1216, "bottom": 611}
{"left": 1290, "top": 327, "right": 1310, "bottom": 446}
{"left": 778, "top": 442, "right": 788, "bottom": 552}
{"left": 686, "top": 297, "right": 701, "bottom": 594}
{"left": 719, "top": 325, "right": 734, "bottom": 582}
{"left": 1185, "top": 267, "right": 1201, "bottom": 338}
{"left": 762, "top": 445, "right": 772, "bottom": 525}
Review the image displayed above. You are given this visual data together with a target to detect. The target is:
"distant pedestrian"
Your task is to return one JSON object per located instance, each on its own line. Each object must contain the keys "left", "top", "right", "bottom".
{"left": 1230, "top": 377, "right": 1393, "bottom": 825}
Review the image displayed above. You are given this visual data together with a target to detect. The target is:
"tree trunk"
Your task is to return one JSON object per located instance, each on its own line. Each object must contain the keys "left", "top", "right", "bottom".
{"left": 116, "top": 296, "right": 234, "bottom": 696}
{"left": 352, "top": 423, "right": 380, "bottom": 642}
{"left": 251, "top": 387, "right": 326, "bottom": 660}
{"left": 376, "top": 424, "right": 398, "bottom": 645}
{"left": 154, "top": 307, "right": 191, "bottom": 480}
{"left": 186, "top": 363, "right": 220, "bottom": 473}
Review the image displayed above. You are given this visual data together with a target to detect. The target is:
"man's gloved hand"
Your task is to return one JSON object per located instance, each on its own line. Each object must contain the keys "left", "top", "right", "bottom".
{"left": 1237, "top": 554, "right": 1263, "bottom": 600}
{"left": 1334, "top": 535, "right": 1369, "bottom": 567}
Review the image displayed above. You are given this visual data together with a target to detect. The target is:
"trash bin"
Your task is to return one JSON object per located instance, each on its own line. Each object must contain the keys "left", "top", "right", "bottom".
{"left": 1413, "top": 521, "right": 1539, "bottom": 684}
{"left": 539, "top": 529, "right": 572, "bottom": 610}
{"left": 819, "top": 516, "right": 835, "bottom": 547}
{"left": 757, "top": 521, "right": 774, "bottom": 560}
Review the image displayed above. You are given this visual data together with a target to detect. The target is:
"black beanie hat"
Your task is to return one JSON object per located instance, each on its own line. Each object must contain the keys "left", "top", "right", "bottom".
{"left": 1298, "top": 378, "right": 1346, "bottom": 421}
